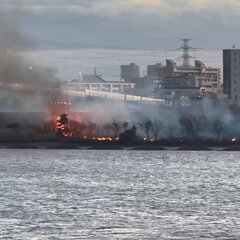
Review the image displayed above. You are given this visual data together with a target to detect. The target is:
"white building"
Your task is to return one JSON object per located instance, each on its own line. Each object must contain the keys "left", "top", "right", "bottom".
{"left": 65, "top": 74, "right": 135, "bottom": 93}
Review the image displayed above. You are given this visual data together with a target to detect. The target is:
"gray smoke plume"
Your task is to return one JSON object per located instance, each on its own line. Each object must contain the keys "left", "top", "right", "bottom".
{"left": 71, "top": 96, "right": 240, "bottom": 141}
{"left": 0, "top": 2, "right": 33, "bottom": 50}
{"left": 1, "top": 3, "right": 239, "bottom": 141}
{"left": 0, "top": 2, "right": 63, "bottom": 113}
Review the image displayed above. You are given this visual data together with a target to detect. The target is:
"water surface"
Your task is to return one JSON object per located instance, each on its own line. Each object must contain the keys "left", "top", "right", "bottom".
{"left": 0, "top": 150, "right": 239, "bottom": 239}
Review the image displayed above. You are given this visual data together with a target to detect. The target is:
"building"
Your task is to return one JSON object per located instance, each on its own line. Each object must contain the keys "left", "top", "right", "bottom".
{"left": 165, "top": 60, "right": 177, "bottom": 77}
{"left": 158, "top": 87, "right": 200, "bottom": 100}
{"left": 164, "top": 59, "right": 220, "bottom": 95}
{"left": 144, "top": 40, "right": 221, "bottom": 97}
{"left": 162, "top": 76, "right": 197, "bottom": 89}
{"left": 161, "top": 39, "right": 221, "bottom": 95}
{"left": 66, "top": 74, "right": 135, "bottom": 93}
{"left": 223, "top": 49, "right": 240, "bottom": 104}
{"left": 147, "top": 63, "right": 165, "bottom": 79}
{"left": 120, "top": 63, "right": 140, "bottom": 83}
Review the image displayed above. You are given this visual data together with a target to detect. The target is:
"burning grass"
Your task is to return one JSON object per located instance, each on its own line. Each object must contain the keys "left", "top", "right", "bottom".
{"left": 55, "top": 114, "right": 72, "bottom": 137}
{"left": 53, "top": 113, "right": 124, "bottom": 141}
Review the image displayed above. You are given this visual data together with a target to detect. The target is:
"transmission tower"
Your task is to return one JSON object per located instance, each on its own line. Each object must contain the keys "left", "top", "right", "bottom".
{"left": 178, "top": 39, "right": 196, "bottom": 67}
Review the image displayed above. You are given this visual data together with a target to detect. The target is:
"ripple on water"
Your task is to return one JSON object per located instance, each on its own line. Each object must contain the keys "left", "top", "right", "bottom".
{"left": 0, "top": 150, "right": 240, "bottom": 239}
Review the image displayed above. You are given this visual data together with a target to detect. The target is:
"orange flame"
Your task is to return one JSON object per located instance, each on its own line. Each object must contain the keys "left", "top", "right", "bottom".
{"left": 55, "top": 114, "right": 72, "bottom": 137}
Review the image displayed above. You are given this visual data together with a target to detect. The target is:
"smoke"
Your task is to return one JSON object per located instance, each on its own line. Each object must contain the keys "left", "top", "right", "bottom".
{"left": 0, "top": 2, "right": 33, "bottom": 50}
{"left": 70, "top": 96, "right": 240, "bottom": 141}
{"left": 1, "top": 3, "right": 239, "bottom": 141}
{"left": 132, "top": 98, "right": 240, "bottom": 140}
{"left": 71, "top": 98, "right": 132, "bottom": 124}
{"left": 0, "top": 2, "right": 63, "bottom": 113}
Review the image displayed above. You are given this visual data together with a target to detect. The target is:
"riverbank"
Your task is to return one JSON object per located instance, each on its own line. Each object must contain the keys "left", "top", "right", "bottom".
{"left": 1, "top": 139, "right": 240, "bottom": 151}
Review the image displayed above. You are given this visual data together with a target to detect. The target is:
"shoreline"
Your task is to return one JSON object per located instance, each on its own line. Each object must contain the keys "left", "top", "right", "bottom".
{"left": 1, "top": 140, "right": 240, "bottom": 151}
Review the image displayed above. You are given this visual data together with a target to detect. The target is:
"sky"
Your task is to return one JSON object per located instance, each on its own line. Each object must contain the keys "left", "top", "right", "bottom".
{"left": 1, "top": 0, "right": 240, "bottom": 50}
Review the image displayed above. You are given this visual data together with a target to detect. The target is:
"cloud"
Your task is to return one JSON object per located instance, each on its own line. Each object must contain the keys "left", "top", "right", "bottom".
{"left": 130, "top": 0, "right": 240, "bottom": 21}
{"left": 2, "top": 0, "right": 240, "bottom": 20}
{"left": 2, "top": 0, "right": 240, "bottom": 50}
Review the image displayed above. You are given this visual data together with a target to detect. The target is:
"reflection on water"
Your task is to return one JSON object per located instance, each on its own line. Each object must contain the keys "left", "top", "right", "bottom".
{"left": 0, "top": 150, "right": 239, "bottom": 239}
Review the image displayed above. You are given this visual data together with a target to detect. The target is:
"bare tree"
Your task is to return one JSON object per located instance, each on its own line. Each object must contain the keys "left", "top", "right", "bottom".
{"left": 197, "top": 114, "right": 209, "bottom": 137}
{"left": 103, "top": 123, "right": 112, "bottom": 136}
{"left": 123, "top": 122, "right": 129, "bottom": 130}
{"left": 151, "top": 117, "right": 162, "bottom": 140}
{"left": 88, "top": 122, "right": 97, "bottom": 138}
{"left": 139, "top": 120, "right": 152, "bottom": 139}
{"left": 78, "top": 122, "right": 87, "bottom": 137}
{"left": 112, "top": 122, "right": 120, "bottom": 136}
{"left": 179, "top": 115, "right": 197, "bottom": 139}
{"left": 213, "top": 119, "right": 223, "bottom": 140}
{"left": 69, "top": 120, "right": 82, "bottom": 137}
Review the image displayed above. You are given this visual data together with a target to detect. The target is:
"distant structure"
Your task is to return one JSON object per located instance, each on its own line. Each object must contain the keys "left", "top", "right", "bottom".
{"left": 178, "top": 39, "right": 196, "bottom": 67}
{"left": 66, "top": 73, "right": 135, "bottom": 93}
{"left": 223, "top": 48, "right": 240, "bottom": 104}
{"left": 164, "top": 59, "right": 220, "bottom": 94}
{"left": 120, "top": 63, "right": 140, "bottom": 83}
{"left": 63, "top": 40, "right": 222, "bottom": 106}
{"left": 147, "top": 63, "right": 165, "bottom": 81}
{"left": 139, "top": 40, "right": 220, "bottom": 98}
{"left": 118, "top": 40, "right": 221, "bottom": 101}
{"left": 143, "top": 58, "right": 220, "bottom": 99}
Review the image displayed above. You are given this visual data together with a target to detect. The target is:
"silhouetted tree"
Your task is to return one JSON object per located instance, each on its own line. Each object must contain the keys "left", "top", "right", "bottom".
{"left": 213, "top": 119, "right": 224, "bottom": 140}
{"left": 59, "top": 114, "right": 68, "bottom": 125}
{"left": 88, "top": 122, "right": 97, "bottom": 138}
{"left": 179, "top": 115, "right": 195, "bottom": 139}
{"left": 198, "top": 114, "right": 209, "bottom": 136}
{"left": 56, "top": 114, "right": 69, "bottom": 137}
{"left": 123, "top": 122, "right": 129, "bottom": 130}
{"left": 69, "top": 120, "right": 87, "bottom": 137}
{"left": 43, "top": 120, "right": 55, "bottom": 132}
{"left": 103, "top": 123, "right": 113, "bottom": 136}
{"left": 79, "top": 122, "right": 87, "bottom": 137}
{"left": 151, "top": 117, "right": 162, "bottom": 140}
{"left": 119, "top": 125, "right": 138, "bottom": 143}
{"left": 112, "top": 122, "right": 120, "bottom": 136}
{"left": 139, "top": 120, "right": 152, "bottom": 139}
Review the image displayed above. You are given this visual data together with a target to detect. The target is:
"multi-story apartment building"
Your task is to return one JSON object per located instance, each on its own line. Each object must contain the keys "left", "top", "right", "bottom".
{"left": 223, "top": 49, "right": 240, "bottom": 104}
{"left": 120, "top": 63, "right": 140, "bottom": 83}
{"left": 165, "top": 60, "right": 221, "bottom": 94}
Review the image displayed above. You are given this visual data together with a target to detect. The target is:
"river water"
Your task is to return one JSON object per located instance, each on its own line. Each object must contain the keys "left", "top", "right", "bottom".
{"left": 0, "top": 150, "right": 239, "bottom": 239}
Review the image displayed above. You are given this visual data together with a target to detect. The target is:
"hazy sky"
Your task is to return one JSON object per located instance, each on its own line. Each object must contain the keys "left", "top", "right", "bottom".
{"left": 1, "top": 0, "right": 240, "bottom": 50}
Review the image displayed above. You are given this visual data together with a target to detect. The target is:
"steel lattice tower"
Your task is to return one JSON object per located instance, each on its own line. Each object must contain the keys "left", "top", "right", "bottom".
{"left": 179, "top": 39, "right": 195, "bottom": 67}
